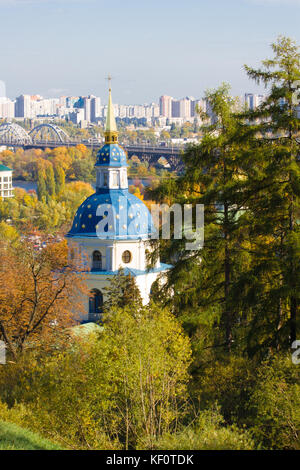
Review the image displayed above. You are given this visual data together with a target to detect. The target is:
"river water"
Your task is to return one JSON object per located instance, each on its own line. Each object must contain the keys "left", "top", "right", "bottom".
{"left": 14, "top": 178, "right": 151, "bottom": 192}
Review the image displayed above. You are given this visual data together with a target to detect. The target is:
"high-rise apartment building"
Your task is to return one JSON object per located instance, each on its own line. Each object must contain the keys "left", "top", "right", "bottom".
{"left": 34, "top": 98, "right": 59, "bottom": 116}
{"left": 171, "top": 97, "right": 191, "bottom": 119}
{"left": 0, "top": 98, "right": 15, "bottom": 119}
{"left": 69, "top": 108, "right": 85, "bottom": 125}
{"left": 15, "top": 94, "right": 33, "bottom": 118}
{"left": 244, "top": 93, "right": 265, "bottom": 110}
{"left": 159, "top": 95, "right": 173, "bottom": 118}
{"left": 91, "top": 96, "right": 101, "bottom": 122}
{"left": 179, "top": 98, "right": 191, "bottom": 119}
{"left": 171, "top": 100, "right": 180, "bottom": 118}
{"left": 83, "top": 97, "right": 92, "bottom": 122}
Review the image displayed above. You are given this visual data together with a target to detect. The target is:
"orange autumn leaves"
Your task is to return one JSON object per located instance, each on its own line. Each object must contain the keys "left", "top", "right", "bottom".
{"left": 0, "top": 239, "right": 88, "bottom": 360}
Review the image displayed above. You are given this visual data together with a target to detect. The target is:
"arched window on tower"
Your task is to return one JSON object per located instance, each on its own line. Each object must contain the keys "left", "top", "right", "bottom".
{"left": 89, "top": 289, "right": 103, "bottom": 321}
{"left": 92, "top": 250, "right": 102, "bottom": 271}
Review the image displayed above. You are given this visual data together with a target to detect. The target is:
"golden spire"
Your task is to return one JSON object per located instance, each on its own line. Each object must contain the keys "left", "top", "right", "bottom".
{"left": 104, "top": 75, "right": 118, "bottom": 144}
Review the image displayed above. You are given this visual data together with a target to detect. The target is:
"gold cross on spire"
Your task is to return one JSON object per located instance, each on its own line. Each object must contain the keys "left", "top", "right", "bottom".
{"left": 105, "top": 74, "right": 113, "bottom": 91}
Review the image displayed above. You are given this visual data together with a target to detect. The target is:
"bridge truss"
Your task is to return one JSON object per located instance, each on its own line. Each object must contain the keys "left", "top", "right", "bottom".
{"left": 29, "top": 124, "right": 70, "bottom": 144}
{"left": 126, "top": 149, "right": 183, "bottom": 172}
{"left": 0, "top": 123, "right": 32, "bottom": 145}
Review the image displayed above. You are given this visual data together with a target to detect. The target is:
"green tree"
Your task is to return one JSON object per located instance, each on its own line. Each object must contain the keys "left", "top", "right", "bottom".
{"left": 100, "top": 303, "right": 192, "bottom": 449}
{"left": 37, "top": 169, "right": 46, "bottom": 201}
{"left": 0, "top": 221, "right": 19, "bottom": 246}
{"left": 45, "top": 165, "right": 56, "bottom": 198}
{"left": 70, "top": 159, "right": 94, "bottom": 182}
{"left": 247, "top": 355, "right": 300, "bottom": 449}
{"left": 152, "top": 84, "right": 251, "bottom": 354}
{"left": 237, "top": 36, "right": 300, "bottom": 351}
{"left": 54, "top": 166, "right": 65, "bottom": 195}
{"left": 103, "top": 268, "right": 143, "bottom": 312}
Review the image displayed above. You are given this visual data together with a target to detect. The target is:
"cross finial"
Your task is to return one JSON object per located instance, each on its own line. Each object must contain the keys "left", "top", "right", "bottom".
{"left": 106, "top": 74, "right": 113, "bottom": 91}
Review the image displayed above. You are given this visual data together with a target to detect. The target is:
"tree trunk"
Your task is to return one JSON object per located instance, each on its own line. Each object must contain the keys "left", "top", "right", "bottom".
{"left": 0, "top": 321, "right": 17, "bottom": 362}
{"left": 290, "top": 296, "right": 297, "bottom": 345}
{"left": 224, "top": 202, "right": 232, "bottom": 352}
{"left": 289, "top": 194, "right": 297, "bottom": 345}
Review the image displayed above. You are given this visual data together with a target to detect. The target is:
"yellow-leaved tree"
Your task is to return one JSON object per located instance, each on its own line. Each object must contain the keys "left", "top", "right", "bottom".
{"left": 0, "top": 239, "right": 87, "bottom": 360}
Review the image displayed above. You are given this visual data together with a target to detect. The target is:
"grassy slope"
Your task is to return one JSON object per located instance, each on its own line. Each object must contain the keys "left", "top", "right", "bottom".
{"left": 0, "top": 421, "right": 61, "bottom": 450}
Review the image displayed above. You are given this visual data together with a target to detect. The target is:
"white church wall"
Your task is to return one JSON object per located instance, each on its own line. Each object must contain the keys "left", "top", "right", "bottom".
{"left": 113, "top": 239, "right": 146, "bottom": 271}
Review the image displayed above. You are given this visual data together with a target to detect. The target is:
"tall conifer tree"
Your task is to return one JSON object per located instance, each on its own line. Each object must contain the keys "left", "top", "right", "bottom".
{"left": 153, "top": 84, "right": 251, "bottom": 353}
{"left": 238, "top": 36, "right": 300, "bottom": 351}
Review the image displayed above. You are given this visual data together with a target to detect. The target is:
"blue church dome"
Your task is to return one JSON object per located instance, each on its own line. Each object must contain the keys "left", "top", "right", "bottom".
{"left": 67, "top": 87, "right": 157, "bottom": 241}
{"left": 96, "top": 143, "right": 128, "bottom": 167}
{"left": 67, "top": 189, "right": 156, "bottom": 240}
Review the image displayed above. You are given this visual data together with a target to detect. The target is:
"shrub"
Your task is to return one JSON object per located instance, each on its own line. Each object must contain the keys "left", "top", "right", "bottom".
{"left": 0, "top": 304, "right": 192, "bottom": 450}
{"left": 247, "top": 355, "right": 300, "bottom": 449}
{"left": 193, "top": 355, "right": 257, "bottom": 424}
{"left": 154, "top": 407, "right": 255, "bottom": 450}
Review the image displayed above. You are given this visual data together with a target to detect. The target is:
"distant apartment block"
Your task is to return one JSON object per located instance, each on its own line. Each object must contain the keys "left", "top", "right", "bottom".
{"left": 69, "top": 108, "right": 85, "bottom": 125}
{"left": 171, "top": 97, "right": 191, "bottom": 119}
{"left": 0, "top": 97, "right": 15, "bottom": 119}
{"left": 159, "top": 95, "right": 173, "bottom": 118}
{"left": 15, "top": 94, "right": 33, "bottom": 118}
{"left": 244, "top": 93, "right": 266, "bottom": 110}
{"left": 91, "top": 96, "right": 101, "bottom": 122}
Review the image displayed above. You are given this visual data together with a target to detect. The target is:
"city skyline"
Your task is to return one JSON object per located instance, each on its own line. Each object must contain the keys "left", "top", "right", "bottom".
{"left": 0, "top": 0, "right": 300, "bottom": 102}
{"left": 0, "top": 90, "right": 266, "bottom": 125}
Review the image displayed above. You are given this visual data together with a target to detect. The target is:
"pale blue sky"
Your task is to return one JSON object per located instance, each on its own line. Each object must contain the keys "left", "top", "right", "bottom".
{"left": 0, "top": 0, "right": 300, "bottom": 103}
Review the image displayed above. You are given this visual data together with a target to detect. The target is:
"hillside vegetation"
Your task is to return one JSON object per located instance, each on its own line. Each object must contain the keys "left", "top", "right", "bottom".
{"left": 0, "top": 421, "right": 61, "bottom": 450}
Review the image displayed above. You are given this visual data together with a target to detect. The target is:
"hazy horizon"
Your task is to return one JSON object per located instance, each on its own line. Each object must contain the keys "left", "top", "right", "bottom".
{"left": 1, "top": 0, "right": 299, "bottom": 103}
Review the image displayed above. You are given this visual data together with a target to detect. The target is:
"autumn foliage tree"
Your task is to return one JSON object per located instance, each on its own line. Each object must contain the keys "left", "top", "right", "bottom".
{"left": 0, "top": 240, "right": 87, "bottom": 360}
